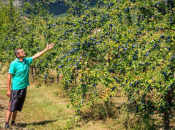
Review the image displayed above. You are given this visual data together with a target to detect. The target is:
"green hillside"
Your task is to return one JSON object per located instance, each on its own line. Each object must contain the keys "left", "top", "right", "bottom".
{"left": 0, "top": 0, "right": 98, "bottom": 15}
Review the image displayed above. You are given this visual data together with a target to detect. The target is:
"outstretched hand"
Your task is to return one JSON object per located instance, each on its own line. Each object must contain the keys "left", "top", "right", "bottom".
{"left": 33, "top": 43, "right": 55, "bottom": 60}
{"left": 46, "top": 43, "right": 55, "bottom": 50}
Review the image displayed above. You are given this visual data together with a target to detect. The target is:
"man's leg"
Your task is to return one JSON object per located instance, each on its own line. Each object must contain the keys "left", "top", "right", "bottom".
{"left": 5, "top": 89, "right": 18, "bottom": 127}
{"left": 11, "top": 111, "right": 17, "bottom": 125}
{"left": 5, "top": 110, "right": 12, "bottom": 128}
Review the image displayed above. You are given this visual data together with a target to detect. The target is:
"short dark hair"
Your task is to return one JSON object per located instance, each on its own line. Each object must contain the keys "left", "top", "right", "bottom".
{"left": 14, "top": 48, "right": 22, "bottom": 57}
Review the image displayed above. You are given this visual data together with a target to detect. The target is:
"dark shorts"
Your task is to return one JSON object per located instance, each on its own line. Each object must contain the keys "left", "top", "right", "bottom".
{"left": 8, "top": 87, "right": 27, "bottom": 112}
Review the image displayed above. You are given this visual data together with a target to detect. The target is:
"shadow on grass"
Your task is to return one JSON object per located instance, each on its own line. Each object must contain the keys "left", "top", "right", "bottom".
{"left": 18, "top": 119, "right": 58, "bottom": 127}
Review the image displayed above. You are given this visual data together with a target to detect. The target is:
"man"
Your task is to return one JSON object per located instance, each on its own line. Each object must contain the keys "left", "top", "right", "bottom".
{"left": 4, "top": 43, "right": 54, "bottom": 129}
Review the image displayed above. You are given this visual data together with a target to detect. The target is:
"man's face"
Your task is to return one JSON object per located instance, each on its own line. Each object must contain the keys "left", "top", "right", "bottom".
{"left": 16, "top": 49, "right": 26, "bottom": 58}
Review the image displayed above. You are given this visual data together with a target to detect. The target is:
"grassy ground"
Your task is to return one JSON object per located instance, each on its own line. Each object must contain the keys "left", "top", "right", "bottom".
{"left": 0, "top": 70, "right": 125, "bottom": 130}
{"left": 1, "top": 68, "right": 175, "bottom": 130}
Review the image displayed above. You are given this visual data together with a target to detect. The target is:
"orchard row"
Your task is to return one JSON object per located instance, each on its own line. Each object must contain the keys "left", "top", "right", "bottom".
{"left": 0, "top": 0, "right": 175, "bottom": 129}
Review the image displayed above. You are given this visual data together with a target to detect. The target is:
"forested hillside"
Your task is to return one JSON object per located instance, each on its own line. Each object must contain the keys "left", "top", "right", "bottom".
{"left": 0, "top": 0, "right": 98, "bottom": 15}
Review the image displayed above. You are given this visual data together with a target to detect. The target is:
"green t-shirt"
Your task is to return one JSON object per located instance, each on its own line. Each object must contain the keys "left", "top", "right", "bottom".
{"left": 9, "top": 57, "right": 33, "bottom": 90}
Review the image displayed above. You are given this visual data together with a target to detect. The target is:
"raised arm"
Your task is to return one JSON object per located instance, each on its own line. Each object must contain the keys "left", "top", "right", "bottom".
{"left": 7, "top": 73, "right": 12, "bottom": 97}
{"left": 32, "top": 43, "right": 55, "bottom": 60}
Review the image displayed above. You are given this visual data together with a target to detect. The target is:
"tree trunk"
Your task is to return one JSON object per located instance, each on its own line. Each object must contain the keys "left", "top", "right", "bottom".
{"left": 44, "top": 78, "right": 47, "bottom": 84}
{"left": 164, "top": 91, "right": 173, "bottom": 130}
{"left": 57, "top": 74, "right": 59, "bottom": 84}
{"left": 56, "top": 69, "right": 59, "bottom": 84}
{"left": 164, "top": 110, "right": 170, "bottom": 130}
{"left": 105, "top": 100, "right": 109, "bottom": 117}
{"left": 31, "top": 65, "right": 34, "bottom": 80}
{"left": 34, "top": 64, "right": 37, "bottom": 73}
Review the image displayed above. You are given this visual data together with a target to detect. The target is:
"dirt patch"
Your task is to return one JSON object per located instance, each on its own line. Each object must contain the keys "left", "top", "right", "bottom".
{"left": 0, "top": 95, "right": 29, "bottom": 130}
{"left": 0, "top": 95, "right": 8, "bottom": 129}
{"left": 0, "top": 79, "right": 28, "bottom": 130}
